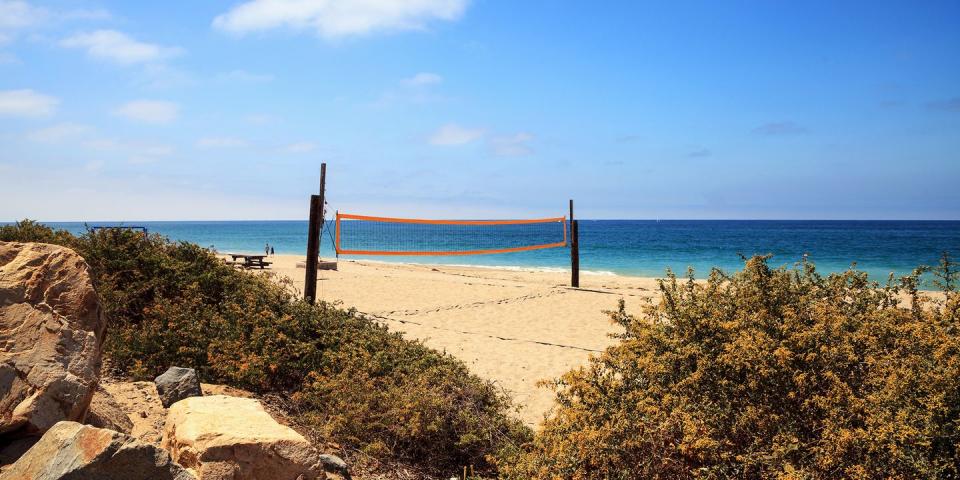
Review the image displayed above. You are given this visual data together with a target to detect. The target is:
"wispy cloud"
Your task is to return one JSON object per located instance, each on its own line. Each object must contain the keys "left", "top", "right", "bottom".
{"left": 402, "top": 72, "right": 443, "bottom": 87}
{"left": 27, "top": 122, "right": 91, "bottom": 143}
{"left": 60, "top": 30, "right": 182, "bottom": 65}
{"left": 927, "top": 97, "right": 960, "bottom": 112}
{"left": 489, "top": 132, "right": 534, "bottom": 156}
{"left": 373, "top": 72, "right": 448, "bottom": 107}
{"left": 112, "top": 100, "right": 179, "bottom": 124}
{"left": 0, "top": 1, "right": 49, "bottom": 30}
{"left": 0, "top": 88, "right": 58, "bottom": 117}
{"left": 752, "top": 121, "right": 807, "bottom": 136}
{"left": 197, "top": 136, "right": 249, "bottom": 148}
{"left": 84, "top": 159, "right": 105, "bottom": 172}
{"left": 687, "top": 148, "right": 711, "bottom": 158}
{"left": 83, "top": 138, "right": 175, "bottom": 164}
{"left": 213, "top": 0, "right": 469, "bottom": 38}
{"left": 281, "top": 141, "right": 317, "bottom": 153}
{"left": 429, "top": 123, "right": 484, "bottom": 146}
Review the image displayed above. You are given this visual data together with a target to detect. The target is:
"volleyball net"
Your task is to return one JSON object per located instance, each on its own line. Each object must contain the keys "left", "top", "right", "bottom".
{"left": 334, "top": 213, "right": 567, "bottom": 256}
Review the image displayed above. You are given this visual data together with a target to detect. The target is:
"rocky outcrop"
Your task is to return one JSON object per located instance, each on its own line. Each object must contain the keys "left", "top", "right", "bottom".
{"left": 0, "top": 421, "right": 194, "bottom": 480}
{"left": 155, "top": 367, "right": 203, "bottom": 408}
{"left": 162, "top": 395, "right": 325, "bottom": 480}
{"left": 0, "top": 242, "right": 106, "bottom": 436}
{"left": 85, "top": 385, "right": 134, "bottom": 434}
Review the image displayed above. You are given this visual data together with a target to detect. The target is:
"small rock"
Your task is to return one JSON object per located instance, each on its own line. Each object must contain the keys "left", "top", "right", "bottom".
{"left": 319, "top": 454, "right": 351, "bottom": 480}
{"left": 154, "top": 367, "right": 202, "bottom": 408}
{"left": 0, "top": 421, "right": 194, "bottom": 480}
{"left": 86, "top": 385, "right": 134, "bottom": 434}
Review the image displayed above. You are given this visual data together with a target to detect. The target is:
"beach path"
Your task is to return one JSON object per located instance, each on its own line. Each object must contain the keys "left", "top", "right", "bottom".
{"left": 264, "top": 255, "right": 660, "bottom": 427}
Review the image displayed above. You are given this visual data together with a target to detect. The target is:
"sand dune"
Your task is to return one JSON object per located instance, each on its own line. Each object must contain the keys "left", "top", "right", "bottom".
{"left": 260, "top": 254, "right": 663, "bottom": 427}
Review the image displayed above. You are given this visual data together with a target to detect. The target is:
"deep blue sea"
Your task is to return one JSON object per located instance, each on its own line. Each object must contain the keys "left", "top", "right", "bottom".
{"left": 25, "top": 220, "right": 960, "bottom": 281}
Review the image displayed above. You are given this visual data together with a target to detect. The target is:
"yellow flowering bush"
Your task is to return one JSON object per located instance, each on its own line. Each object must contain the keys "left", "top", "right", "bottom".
{"left": 502, "top": 255, "right": 959, "bottom": 479}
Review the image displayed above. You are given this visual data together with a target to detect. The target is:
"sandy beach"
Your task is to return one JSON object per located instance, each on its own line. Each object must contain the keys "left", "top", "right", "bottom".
{"left": 255, "top": 254, "right": 662, "bottom": 427}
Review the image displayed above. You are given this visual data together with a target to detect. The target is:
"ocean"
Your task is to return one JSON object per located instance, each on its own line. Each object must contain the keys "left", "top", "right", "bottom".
{"left": 29, "top": 220, "right": 960, "bottom": 282}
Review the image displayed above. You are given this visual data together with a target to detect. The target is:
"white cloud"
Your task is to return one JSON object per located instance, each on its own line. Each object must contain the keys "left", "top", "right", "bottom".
{"left": 213, "top": 0, "right": 468, "bottom": 39}
{"left": 281, "top": 141, "right": 317, "bottom": 153}
{"left": 0, "top": 1, "right": 49, "bottom": 30}
{"left": 403, "top": 72, "right": 442, "bottom": 87}
{"left": 0, "top": 88, "right": 58, "bottom": 117}
{"left": 60, "top": 30, "right": 181, "bottom": 65}
{"left": 489, "top": 132, "right": 534, "bottom": 156}
{"left": 27, "top": 122, "right": 91, "bottom": 143}
{"left": 428, "top": 123, "right": 484, "bottom": 146}
{"left": 197, "top": 136, "right": 249, "bottom": 148}
{"left": 112, "top": 100, "right": 179, "bottom": 124}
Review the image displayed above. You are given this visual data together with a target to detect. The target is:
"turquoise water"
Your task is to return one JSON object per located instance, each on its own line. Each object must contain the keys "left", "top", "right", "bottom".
{"left": 33, "top": 220, "right": 960, "bottom": 281}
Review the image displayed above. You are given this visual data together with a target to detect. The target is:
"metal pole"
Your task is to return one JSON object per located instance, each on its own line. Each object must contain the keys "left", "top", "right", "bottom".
{"left": 304, "top": 163, "right": 326, "bottom": 304}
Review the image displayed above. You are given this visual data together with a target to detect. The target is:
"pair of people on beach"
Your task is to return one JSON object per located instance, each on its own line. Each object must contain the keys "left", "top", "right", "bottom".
{"left": 264, "top": 243, "right": 275, "bottom": 256}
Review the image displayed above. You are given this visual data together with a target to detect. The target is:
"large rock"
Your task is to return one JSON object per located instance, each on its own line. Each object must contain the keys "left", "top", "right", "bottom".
{"left": 85, "top": 385, "right": 134, "bottom": 434}
{"left": 162, "top": 395, "right": 325, "bottom": 480}
{"left": 0, "top": 242, "right": 106, "bottom": 436}
{"left": 154, "top": 367, "right": 202, "bottom": 408}
{"left": 0, "top": 421, "right": 194, "bottom": 480}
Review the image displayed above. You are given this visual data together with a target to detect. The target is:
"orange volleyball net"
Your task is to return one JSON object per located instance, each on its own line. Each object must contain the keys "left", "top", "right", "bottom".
{"left": 334, "top": 213, "right": 568, "bottom": 256}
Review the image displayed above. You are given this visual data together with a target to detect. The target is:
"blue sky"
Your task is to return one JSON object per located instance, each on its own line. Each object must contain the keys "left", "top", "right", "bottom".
{"left": 1, "top": 0, "right": 958, "bottom": 220}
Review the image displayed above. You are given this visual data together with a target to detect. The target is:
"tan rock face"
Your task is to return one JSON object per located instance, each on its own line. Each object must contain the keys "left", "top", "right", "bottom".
{"left": 0, "top": 242, "right": 106, "bottom": 436}
{"left": 162, "top": 395, "right": 325, "bottom": 480}
{"left": 0, "top": 421, "right": 194, "bottom": 480}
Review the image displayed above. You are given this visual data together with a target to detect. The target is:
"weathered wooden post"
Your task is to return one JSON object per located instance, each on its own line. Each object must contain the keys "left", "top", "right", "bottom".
{"left": 304, "top": 163, "right": 326, "bottom": 304}
{"left": 570, "top": 199, "right": 579, "bottom": 288}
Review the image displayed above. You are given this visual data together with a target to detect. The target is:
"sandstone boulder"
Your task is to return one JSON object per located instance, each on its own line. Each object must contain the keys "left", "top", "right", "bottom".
{"left": 0, "top": 421, "right": 194, "bottom": 480}
{"left": 162, "top": 395, "right": 324, "bottom": 480}
{"left": 85, "top": 385, "right": 134, "bottom": 434}
{"left": 0, "top": 242, "right": 106, "bottom": 436}
{"left": 155, "top": 367, "right": 202, "bottom": 408}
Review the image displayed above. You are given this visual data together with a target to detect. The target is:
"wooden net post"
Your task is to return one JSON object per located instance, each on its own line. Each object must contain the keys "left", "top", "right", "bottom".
{"left": 304, "top": 163, "right": 326, "bottom": 304}
{"left": 569, "top": 199, "right": 579, "bottom": 287}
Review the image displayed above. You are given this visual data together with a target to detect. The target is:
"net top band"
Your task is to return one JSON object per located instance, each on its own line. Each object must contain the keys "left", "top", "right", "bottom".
{"left": 337, "top": 213, "right": 566, "bottom": 226}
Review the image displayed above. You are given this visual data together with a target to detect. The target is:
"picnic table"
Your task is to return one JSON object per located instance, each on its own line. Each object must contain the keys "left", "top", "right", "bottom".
{"left": 227, "top": 254, "right": 272, "bottom": 269}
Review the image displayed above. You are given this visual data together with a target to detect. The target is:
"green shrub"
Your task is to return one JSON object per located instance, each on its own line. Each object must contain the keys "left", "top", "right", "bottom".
{"left": 1, "top": 221, "right": 530, "bottom": 476}
{"left": 501, "top": 256, "right": 960, "bottom": 479}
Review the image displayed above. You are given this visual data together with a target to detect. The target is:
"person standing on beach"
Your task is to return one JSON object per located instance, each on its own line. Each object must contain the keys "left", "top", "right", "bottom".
{"left": 265, "top": 242, "right": 269, "bottom": 255}
{"left": 270, "top": 246, "right": 275, "bottom": 256}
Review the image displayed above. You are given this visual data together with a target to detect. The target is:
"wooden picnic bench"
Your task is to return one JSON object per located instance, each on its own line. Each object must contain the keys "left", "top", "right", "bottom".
{"left": 226, "top": 254, "right": 273, "bottom": 269}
